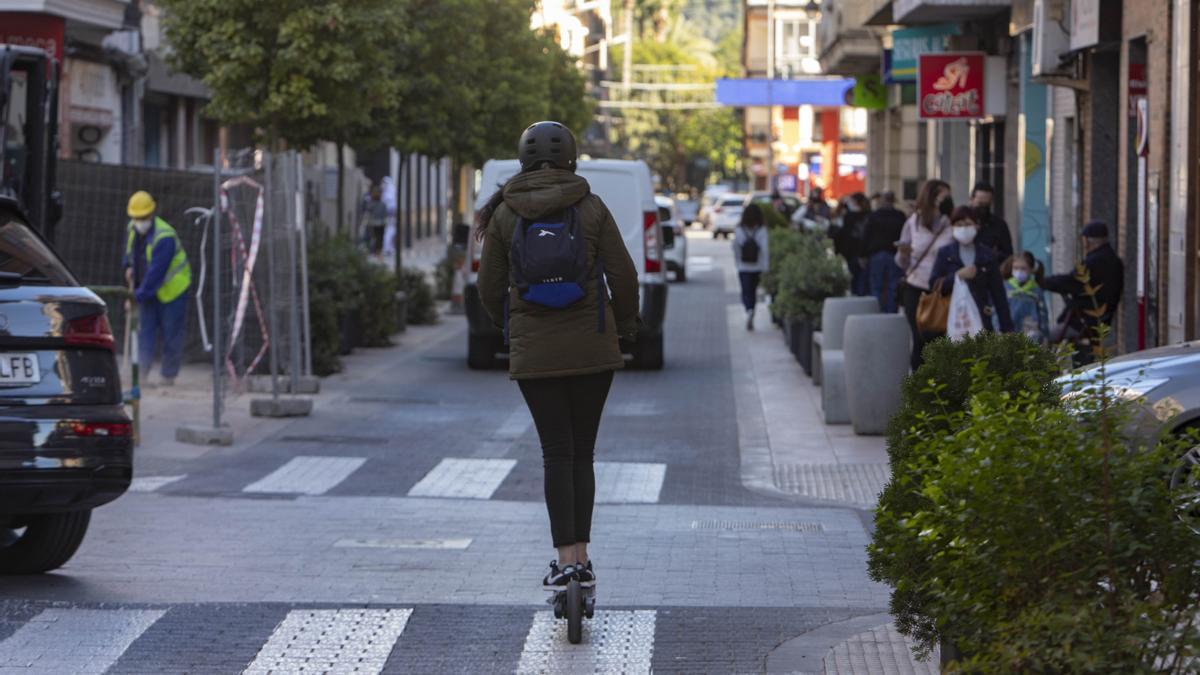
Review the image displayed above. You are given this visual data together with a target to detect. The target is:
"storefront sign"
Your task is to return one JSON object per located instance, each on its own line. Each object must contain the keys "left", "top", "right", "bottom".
{"left": 918, "top": 52, "right": 985, "bottom": 120}
{"left": 0, "top": 12, "right": 65, "bottom": 62}
{"left": 891, "top": 23, "right": 960, "bottom": 82}
{"left": 851, "top": 74, "right": 887, "bottom": 110}
{"left": 1070, "top": 0, "right": 1100, "bottom": 51}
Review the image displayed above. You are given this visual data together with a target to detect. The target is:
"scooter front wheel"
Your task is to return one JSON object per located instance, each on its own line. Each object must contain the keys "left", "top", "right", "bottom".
{"left": 566, "top": 580, "right": 583, "bottom": 644}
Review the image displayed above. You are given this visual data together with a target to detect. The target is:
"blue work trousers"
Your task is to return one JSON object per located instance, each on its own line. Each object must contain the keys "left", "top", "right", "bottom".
{"left": 868, "top": 251, "right": 904, "bottom": 314}
{"left": 138, "top": 294, "right": 188, "bottom": 378}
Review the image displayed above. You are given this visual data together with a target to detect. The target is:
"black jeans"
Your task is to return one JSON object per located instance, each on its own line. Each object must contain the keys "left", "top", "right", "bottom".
{"left": 901, "top": 284, "right": 945, "bottom": 371}
{"left": 738, "top": 271, "right": 761, "bottom": 311}
{"left": 518, "top": 370, "right": 614, "bottom": 548}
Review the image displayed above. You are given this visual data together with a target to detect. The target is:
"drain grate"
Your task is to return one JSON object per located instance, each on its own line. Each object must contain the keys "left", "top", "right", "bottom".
{"left": 691, "top": 519, "right": 825, "bottom": 533}
{"left": 280, "top": 434, "right": 390, "bottom": 445}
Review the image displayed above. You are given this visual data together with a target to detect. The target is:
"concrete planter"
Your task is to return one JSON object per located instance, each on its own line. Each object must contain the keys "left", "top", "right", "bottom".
{"left": 787, "top": 318, "right": 814, "bottom": 374}
{"left": 338, "top": 312, "right": 361, "bottom": 356}
{"left": 843, "top": 314, "right": 911, "bottom": 435}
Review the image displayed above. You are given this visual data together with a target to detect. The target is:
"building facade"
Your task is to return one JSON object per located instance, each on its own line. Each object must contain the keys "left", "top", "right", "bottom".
{"left": 818, "top": 0, "right": 1200, "bottom": 350}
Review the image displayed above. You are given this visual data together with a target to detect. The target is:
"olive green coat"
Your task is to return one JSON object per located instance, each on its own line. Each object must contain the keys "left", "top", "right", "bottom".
{"left": 477, "top": 169, "right": 639, "bottom": 380}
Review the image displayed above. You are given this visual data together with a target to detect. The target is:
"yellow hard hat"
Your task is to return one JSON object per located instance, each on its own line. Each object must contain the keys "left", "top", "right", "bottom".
{"left": 127, "top": 191, "right": 156, "bottom": 219}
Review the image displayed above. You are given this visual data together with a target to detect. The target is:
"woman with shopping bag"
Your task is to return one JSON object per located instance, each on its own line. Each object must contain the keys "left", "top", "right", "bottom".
{"left": 895, "top": 179, "right": 954, "bottom": 369}
{"left": 928, "top": 206, "right": 1013, "bottom": 339}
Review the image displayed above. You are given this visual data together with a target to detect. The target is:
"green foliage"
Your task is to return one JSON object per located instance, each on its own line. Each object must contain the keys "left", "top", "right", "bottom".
{"left": 309, "top": 289, "right": 341, "bottom": 376}
{"left": 357, "top": 263, "right": 398, "bottom": 347}
{"left": 762, "top": 228, "right": 802, "bottom": 297}
{"left": 399, "top": 268, "right": 437, "bottom": 325}
{"left": 873, "top": 355, "right": 1200, "bottom": 670}
{"left": 770, "top": 232, "right": 848, "bottom": 324}
{"left": 869, "top": 334, "right": 1064, "bottom": 653}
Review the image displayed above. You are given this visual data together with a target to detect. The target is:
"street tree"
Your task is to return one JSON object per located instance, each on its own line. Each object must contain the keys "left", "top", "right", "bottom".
{"left": 160, "top": 0, "right": 405, "bottom": 229}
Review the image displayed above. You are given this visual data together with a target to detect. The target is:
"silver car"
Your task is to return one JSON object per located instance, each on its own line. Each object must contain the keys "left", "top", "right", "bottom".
{"left": 1064, "top": 341, "right": 1200, "bottom": 493}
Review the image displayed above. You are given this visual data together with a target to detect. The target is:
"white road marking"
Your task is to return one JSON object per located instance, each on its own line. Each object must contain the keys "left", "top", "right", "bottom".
{"left": 334, "top": 537, "right": 472, "bottom": 550}
{"left": 407, "top": 458, "right": 517, "bottom": 499}
{"left": 128, "top": 474, "right": 187, "bottom": 492}
{"left": 595, "top": 462, "right": 667, "bottom": 504}
{"left": 242, "top": 456, "right": 367, "bottom": 495}
{"left": 516, "top": 610, "right": 656, "bottom": 674}
{"left": 0, "top": 608, "right": 165, "bottom": 674}
{"left": 243, "top": 608, "right": 412, "bottom": 675}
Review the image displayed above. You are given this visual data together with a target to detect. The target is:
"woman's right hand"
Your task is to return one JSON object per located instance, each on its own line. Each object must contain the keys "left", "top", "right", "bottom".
{"left": 896, "top": 242, "right": 912, "bottom": 255}
{"left": 957, "top": 265, "right": 977, "bottom": 281}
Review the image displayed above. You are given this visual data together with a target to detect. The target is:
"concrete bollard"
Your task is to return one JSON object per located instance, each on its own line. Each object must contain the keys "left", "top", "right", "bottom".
{"left": 820, "top": 296, "right": 881, "bottom": 351}
{"left": 843, "top": 314, "right": 911, "bottom": 435}
{"left": 821, "top": 350, "right": 849, "bottom": 424}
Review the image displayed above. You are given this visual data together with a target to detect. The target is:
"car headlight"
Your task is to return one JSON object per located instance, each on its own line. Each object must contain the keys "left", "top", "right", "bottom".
{"left": 1110, "top": 377, "right": 1170, "bottom": 400}
{"left": 1059, "top": 375, "right": 1170, "bottom": 405}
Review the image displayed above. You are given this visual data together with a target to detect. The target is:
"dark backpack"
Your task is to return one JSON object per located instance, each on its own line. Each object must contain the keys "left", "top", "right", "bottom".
{"left": 508, "top": 205, "right": 605, "bottom": 336}
{"left": 740, "top": 226, "right": 761, "bottom": 264}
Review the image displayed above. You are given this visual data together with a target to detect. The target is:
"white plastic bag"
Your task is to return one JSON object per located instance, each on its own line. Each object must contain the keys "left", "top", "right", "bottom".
{"left": 947, "top": 279, "right": 984, "bottom": 341}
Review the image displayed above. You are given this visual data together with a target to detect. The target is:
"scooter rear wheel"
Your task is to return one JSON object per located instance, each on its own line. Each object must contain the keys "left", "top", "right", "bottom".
{"left": 566, "top": 580, "right": 583, "bottom": 644}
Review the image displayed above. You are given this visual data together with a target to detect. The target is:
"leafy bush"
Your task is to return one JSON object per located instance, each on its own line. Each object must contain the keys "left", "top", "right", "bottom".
{"left": 357, "top": 263, "right": 398, "bottom": 347}
{"left": 878, "top": 359, "right": 1200, "bottom": 671}
{"left": 868, "top": 333, "right": 1063, "bottom": 653}
{"left": 763, "top": 228, "right": 802, "bottom": 298}
{"left": 399, "top": 267, "right": 437, "bottom": 325}
{"left": 770, "top": 231, "right": 848, "bottom": 325}
{"left": 309, "top": 289, "right": 341, "bottom": 376}
{"left": 434, "top": 250, "right": 456, "bottom": 301}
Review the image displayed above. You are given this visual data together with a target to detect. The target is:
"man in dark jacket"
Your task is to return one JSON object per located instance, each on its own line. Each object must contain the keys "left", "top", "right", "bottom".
{"left": 862, "top": 190, "right": 907, "bottom": 312}
{"left": 969, "top": 181, "right": 1013, "bottom": 259}
{"left": 1042, "top": 220, "right": 1125, "bottom": 351}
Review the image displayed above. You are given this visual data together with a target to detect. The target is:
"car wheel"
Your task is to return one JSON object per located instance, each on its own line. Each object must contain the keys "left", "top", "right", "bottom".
{"left": 675, "top": 267, "right": 687, "bottom": 283}
{"left": 0, "top": 510, "right": 92, "bottom": 574}
{"left": 1169, "top": 439, "right": 1200, "bottom": 531}
{"left": 712, "top": 231, "right": 721, "bottom": 239}
{"left": 467, "top": 335, "right": 499, "bottom": 370}
{"left": 632, "top": 333, "right": 664, "bottom": 370}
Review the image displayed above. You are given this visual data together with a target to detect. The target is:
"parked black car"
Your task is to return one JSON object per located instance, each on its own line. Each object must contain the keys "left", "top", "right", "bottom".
{"left": 0, "top": 203, "right": 132, "bottom": 573}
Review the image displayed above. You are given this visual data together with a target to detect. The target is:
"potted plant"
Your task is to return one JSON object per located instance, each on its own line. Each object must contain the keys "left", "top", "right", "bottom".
{"left": 771, "top": 232, "right": 848, "bottom": 374}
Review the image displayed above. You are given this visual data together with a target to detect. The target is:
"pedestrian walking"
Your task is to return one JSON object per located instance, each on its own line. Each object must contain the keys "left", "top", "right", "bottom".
{"left": 475, "top": 121, "right": 640, "bottom": 593}
{"left": 792, "top": 186, "right": 831, "bottom": 230}
{"left": 929, "top": 206, "right": 1013, "bottom": 335}
{"left": 121, "top": 190, "right": 192, "bottom": 387}
{"left": 733, "top": 203, "right": 769, "bottom": 331}
{"left": 358, "top": 183, "right": 387, "bottom": 255}
{"left": 895, "top": 179, "right": 954, "bottom": 370}
{"left": 1042, "top": 220, "right": 1125, "bottom": 360}
{"left": 831, "top": 193, "right": 870, "bottom": 297}
{"left": 968, "top": 181, "right": 1013, "bottom": 258}
{"left": 862, "top": 190, "right": 907, "bottom": 313}
{"left": 999, "top": 250, "right": 1050, "bottom": 342}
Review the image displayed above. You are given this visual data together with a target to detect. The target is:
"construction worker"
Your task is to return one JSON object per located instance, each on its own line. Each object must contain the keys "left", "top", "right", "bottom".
{"left": 122, "top": 191, "right": 192, "bottom": 387}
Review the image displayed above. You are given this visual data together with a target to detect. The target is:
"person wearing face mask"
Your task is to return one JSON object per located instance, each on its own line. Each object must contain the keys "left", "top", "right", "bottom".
{"left": 929, "top": 206, "right": 1013, "bottom": 335}
{"left": 830, "top": 193, "right": 870, "bottom": 296}
{"left": 969, "top": 181, "right": 1013, "bottom": 258}
{"left": 1041, "top": 220, "right": 1125, "bottom": 361}
{"left": 999, "top": 251, "right": 1049, "bottom": 342}
{"left": 121, "top": 191, "right": 192, "bottom": 387}
{"left": 895, "top": 179, "right": 955, "bottom": 369}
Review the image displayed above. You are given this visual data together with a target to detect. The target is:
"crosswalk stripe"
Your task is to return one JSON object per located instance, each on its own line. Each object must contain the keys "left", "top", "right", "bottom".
{"left": 516, "top": 610, "right": 656, "bottom": 674}
{"left": 0, "top": 608, "right": 165, "bottom": 674}
{"left": 595, "top": 462, "right": 667, "bottom": 504}
{"left": 129, "top": 474, "right": 187, "bottom": 492}
{"left": 242, "top": 456, "right": 367, "bottom": 495}
{"left": 408, "top": 458, "right": 517, "bottom": 499}
{"left": 243, "top": 608, "right": 412, "bottom": 675}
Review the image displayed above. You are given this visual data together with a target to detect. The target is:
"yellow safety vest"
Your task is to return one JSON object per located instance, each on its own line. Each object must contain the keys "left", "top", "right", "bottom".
{"left": 126, "top": 217, "right": 192, "bottom": 303}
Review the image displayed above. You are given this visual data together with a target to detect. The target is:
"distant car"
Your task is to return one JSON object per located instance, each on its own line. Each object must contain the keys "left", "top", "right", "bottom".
{"left": 744, "top": 191, "right": 801, "bottom": 221}
{"left": 1059, "top": 342, "right": 1200, "bottom": 512}
{"left": 0, "top": 203, "right": 131, "bottom": 574}
{"left": 710, "top": 194, "right": 747, "bottom": 238}
{"left": 697, "top": 185, "right": 732, "bottom": 230}
{"left": 656, "top": 195, "right": 687, "bottom": 283}
{"left": 673, "top": 196, "right": 699, "bottom": 226}
{"left": 466, "top": 159, "right": 668, "bottom": 370}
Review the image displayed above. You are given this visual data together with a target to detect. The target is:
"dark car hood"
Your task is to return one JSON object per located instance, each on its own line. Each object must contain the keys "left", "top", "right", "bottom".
{"left": 1087, "top": 341, "right": 1200, "bottom": 379}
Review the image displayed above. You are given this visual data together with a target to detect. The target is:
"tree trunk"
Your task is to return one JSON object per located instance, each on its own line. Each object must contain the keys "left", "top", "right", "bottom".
{"left": 336, "top": 141, "right": 346, "bottom": 233}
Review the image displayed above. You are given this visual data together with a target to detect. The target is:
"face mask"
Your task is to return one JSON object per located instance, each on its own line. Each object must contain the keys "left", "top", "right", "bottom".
{"left": 847, "top": 203, "right": 861, "bottom": 213}
{"left": 1012, "top": 269, "right": 1030, "bottom": 284}
{"left": 939, "top": 196, "right": 954, "bottom": 217}
{"left": 133, "top": 218, "right": 152, "bottom": 234}
{"left": 952, "top": 225, "right": 977, "bottom": 245}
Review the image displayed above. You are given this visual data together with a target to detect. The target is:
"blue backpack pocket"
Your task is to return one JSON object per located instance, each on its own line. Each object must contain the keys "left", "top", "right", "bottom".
{"left": 522, "top": 282, "right": 585, "bottom": 308}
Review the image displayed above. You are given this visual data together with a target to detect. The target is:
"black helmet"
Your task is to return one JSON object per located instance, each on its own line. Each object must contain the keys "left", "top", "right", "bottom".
{"left": 518, "top": 121, "right": 577, "bottom": 172}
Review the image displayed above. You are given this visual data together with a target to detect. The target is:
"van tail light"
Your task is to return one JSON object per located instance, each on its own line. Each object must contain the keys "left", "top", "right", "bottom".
{"left": 65, "top": 314, "right": 115, "bottom": 351}
{"left": 643, "top": 211, "right": 662, "bottom": 274}
{"left": 713, "top": 206, "right": 723, "bottom": 213}
{"left": 469, "top": 213, "right": 484, "bottom": 273}
{"left": 66, "top": 421, "right": 132, "bottom": 438}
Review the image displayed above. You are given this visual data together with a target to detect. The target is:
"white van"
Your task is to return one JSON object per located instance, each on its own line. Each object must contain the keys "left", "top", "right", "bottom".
{"left": 464, "top": 159, "right": 667, "bottom": 370}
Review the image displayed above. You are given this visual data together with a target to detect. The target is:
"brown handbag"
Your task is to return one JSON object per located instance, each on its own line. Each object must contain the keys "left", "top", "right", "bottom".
{"left": 916, "top": 278, "right": 949, "bottom": 334}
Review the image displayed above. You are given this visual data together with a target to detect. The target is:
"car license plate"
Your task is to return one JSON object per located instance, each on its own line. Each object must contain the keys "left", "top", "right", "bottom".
{"left": 0, "top": 353, "right": 40, "bottom": 385}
